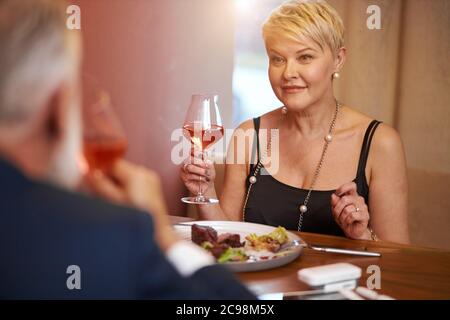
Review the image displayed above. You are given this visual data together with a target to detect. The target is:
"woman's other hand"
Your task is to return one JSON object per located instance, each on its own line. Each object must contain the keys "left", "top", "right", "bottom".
{"left": 331, "top": 182, "right": 372, "bottom": 240}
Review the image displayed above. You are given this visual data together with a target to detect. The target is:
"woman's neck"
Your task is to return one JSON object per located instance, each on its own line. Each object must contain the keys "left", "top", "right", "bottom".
{"left": 284, "top": 96, "right": 337, "bottom": 139}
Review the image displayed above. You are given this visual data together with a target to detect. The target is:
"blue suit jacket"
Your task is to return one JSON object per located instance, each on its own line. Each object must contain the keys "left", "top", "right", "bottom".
{"left": 0, "top": 158, "right": 255, "bottom": 299}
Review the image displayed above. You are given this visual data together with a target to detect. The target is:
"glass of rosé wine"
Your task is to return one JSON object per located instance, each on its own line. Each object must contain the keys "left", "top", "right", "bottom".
{"left": 181, "top": 94, "right": 224, "bottom": 204}
{"left": 81, "top": 75, "right": 127, "bottom": 173}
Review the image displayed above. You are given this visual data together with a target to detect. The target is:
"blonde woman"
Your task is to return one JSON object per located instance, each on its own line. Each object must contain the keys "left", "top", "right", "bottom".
{"left": 181, "top": 0, "right": 409, "bottom": 243}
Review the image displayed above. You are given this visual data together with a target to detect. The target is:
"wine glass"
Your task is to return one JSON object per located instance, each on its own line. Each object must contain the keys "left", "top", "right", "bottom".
{"left": 81, "top": 75, "right": 127, "bottom": 173}
{"left": 181, "top": 94, "right": 224, "bottom": 204}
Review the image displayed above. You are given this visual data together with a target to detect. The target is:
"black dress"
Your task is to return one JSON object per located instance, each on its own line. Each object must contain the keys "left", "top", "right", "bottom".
{"left": 244, "top": 118, "right": 381, "bottom": 236}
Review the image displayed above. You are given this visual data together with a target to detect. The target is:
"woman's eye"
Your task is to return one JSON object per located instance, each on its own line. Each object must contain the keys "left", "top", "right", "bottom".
{"left": 270, "top": 56, "right": 284, "bottom": 64}
{"left": 298, "top": 54, "right": 313, "bottom": 62}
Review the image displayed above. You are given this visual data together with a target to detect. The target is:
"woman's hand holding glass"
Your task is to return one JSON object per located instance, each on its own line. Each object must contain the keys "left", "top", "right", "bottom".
{"left": 180, "top": 94, "right": 223, "bottom": 204}
{"left": 180, "top": 155, "right": 217, "bottom": 200}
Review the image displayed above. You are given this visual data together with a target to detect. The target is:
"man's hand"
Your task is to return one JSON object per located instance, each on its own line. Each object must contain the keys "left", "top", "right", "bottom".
{"left": 85, "top": 159, "right": 179, "bottom": 251}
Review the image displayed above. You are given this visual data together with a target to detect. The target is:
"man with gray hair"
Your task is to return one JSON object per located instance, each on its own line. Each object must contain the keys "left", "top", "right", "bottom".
{"left": 0, "top": 0, "right": 254, "bottom": 299}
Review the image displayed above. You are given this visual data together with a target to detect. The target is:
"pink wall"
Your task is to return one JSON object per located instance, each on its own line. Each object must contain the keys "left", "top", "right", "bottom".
{"left": 73, "top": 0, "right": 235, "bottom": 215}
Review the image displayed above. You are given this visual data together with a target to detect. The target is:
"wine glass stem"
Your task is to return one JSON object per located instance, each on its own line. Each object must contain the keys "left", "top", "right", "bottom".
{"left": 198, "top": 178, "right": 203, "bottom": 197}
{"left": 196, "top": 150, "right": 205, "bottom": 200}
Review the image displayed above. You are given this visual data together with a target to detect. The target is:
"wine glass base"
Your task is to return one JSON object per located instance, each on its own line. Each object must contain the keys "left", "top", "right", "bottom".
{"left": 181, "top": 196, "right": 219, "bottom": 205}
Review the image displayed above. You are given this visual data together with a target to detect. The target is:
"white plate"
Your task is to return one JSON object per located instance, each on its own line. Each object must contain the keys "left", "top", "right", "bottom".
{"left": 173, "top": 221, "right": 304, "bottom": 272}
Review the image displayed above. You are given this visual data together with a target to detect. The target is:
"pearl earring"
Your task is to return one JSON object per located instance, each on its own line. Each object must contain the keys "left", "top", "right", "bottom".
{"left": 332, "top": 72, "right": 340, "bottom": 79}
{"left": 281, "top": 106, "right": 288, "bottom": 115}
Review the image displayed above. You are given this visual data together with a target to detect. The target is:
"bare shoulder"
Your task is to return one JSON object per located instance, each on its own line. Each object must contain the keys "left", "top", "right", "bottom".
{"left": 371, "top": 122, "right": 405, "bottom": 160}
{"left": 228, "top": 117, "right": 257, "bottom": 169}
{"left": 259, "top": 108, "right": 283, "bottom": 128}
{"left": 343, "top": 106, "right": 404, "bottom": 154}
{"left": 235, "top": 118, "right": 254, "bottom": 131}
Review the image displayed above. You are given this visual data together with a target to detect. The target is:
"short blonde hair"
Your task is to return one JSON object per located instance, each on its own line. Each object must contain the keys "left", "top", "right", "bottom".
{"left": 263, "top": 0, "right": 344, "bottom": 54}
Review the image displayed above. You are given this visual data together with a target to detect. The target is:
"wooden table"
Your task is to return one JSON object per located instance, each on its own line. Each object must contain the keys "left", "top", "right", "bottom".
{"left": 237, "top": 232, "right": 450, "bottom": 300}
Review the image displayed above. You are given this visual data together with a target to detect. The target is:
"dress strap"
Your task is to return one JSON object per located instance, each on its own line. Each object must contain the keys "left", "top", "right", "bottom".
{"left": 357, "top": 120, "right": 382, "bottom": 178}
{"left": 249, "top": 117, "right": 261, "bottom": 174}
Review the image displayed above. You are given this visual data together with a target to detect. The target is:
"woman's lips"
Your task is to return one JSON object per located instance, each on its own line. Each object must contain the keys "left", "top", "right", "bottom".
{"left": 281, "top": 86, "right": 307, "bottom": 94}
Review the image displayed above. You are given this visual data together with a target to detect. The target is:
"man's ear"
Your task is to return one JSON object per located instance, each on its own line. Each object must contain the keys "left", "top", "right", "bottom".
{"left": 45, "top": 83, "right": 70, "bottom": 147}
{"left": 334, "top": 47, "right": 347, "bottom": 72}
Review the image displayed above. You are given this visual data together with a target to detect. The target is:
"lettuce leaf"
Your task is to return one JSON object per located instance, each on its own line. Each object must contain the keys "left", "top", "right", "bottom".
{"left": 267, "top": 226, "right": 288, "bottom": 244}
{"left": 217, "top": 247, "right": 248, "bottom": 263}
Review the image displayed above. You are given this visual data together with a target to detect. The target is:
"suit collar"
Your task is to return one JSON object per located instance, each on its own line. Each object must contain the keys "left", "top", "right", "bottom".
{"left": 0, "top": 156, "right": 29, "bottom": 190}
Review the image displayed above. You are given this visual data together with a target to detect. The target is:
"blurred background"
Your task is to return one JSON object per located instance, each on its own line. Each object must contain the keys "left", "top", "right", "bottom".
{"left": 71, "top": 0, "right": 449, "bottom": 250}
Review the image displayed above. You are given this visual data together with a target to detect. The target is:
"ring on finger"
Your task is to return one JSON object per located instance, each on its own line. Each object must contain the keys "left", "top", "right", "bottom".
{"left": 355, "top": 206, "right": 360, "bottom": 212}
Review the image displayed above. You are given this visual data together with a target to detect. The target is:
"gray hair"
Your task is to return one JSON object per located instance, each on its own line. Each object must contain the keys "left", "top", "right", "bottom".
{"left": 0, "top": 0, "right": 78, "bottom": 124}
